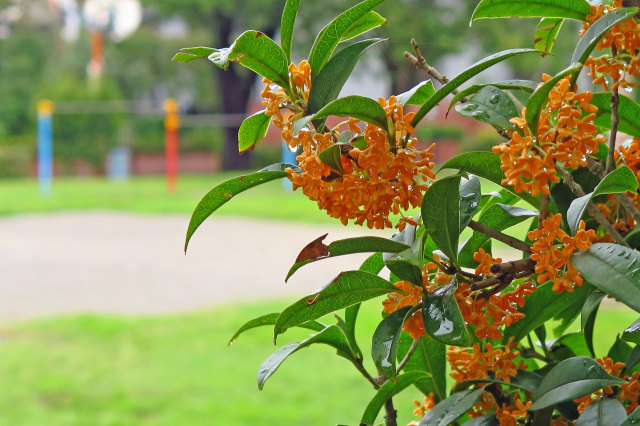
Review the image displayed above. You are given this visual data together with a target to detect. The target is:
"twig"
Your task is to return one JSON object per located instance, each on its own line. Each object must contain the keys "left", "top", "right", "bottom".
{"left": 555, "top": 164, "right": 630, "bottom": 246}
{"left": 468, "top": 220, "right": 532, "bottom": 253}
{"left": 490, "top": 258, "right": 535, "bottom": 275}
{"left": 352, "top": 359, "right": 380, "bottom": 390}
{"left": 519, "top": 346, "right": 551, "bottom": 362}
{"left": 396, "top": 337, "right": 421, "bottom": 375}
{"left": 607, "top": 46, "right": 620, "bottom": 174}
{"left": 538, "top": 193, "right": 550, "bottom": 228}
{"left": 586, "top": 157, "right": 640, "bottom": 226}
{"left": 384, "top": 398, "right": 398, "bottom": 426}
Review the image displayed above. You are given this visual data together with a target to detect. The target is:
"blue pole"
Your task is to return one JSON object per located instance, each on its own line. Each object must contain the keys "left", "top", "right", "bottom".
{"left": 37, "top": 100, "right": 54, "bottom": 197}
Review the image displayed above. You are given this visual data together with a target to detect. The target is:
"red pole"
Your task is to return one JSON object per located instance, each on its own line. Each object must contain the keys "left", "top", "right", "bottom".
{"left": 164, "top": 98, "right": 180, "bottom": 193}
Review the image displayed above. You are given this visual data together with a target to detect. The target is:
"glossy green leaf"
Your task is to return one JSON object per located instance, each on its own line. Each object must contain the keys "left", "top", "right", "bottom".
{"left": 257, "top": 325, "right": 353, "bottom": 389}
{"left": 571, "top": 243, "right": 640, "bottom": 313}
{"left": 280, "top": 0, "right": 301, "bottom": 63}
{"left": 274, "top": 271, "right": 397, "bottom": 338}
{"left": 572, "top": 8, "right": 637, "bottom": 64}
{"left": 505, "top": 281, "right": 591, "bottom": 342}
{"left": 317, "top": 144, "right": 343, "bottom": 174}
{"left": 422, "top": 175, "right": 462, "bottom": 265}
{"left": 567, "top": 166, "right": 638, "bottom": 235}
{"left": 525, "top": 62, "right": 582, "bottom": 136}
{"left": 172, "top": 46, "right": 216, "bottom": 62}
{"left": 549, "top": 332, "right": 591, "bottom": 360}
{"left": 466, "top": 416, "right": 499, "bottom": 426}
{"left": 208, "top": 31, "right": 290, "bottom": 89}
{"left": 361, "top": 371, "right": 431, "bottom": 425}
{"left": 344, "top": 304, "right": 362, "bottom": 359}
{"left": 412, "top": 49, "right": 539, "bottom": 126}
{"left": 397, "top": 333, "right": 447, "bottom": 402}
{"left": 448, "top": 80, "right": 537, "bottom": 113}
{"left": 340, "top": 11, "right": 386, "bottom": 42}
{"left": 307, "top": 38, "right": 384, "bottom": 115}
{"left": 396, "top": 81, "right": 436, "bottom": 107}
{"left": 581, "top": 289, "right": 605, "bottom": 356}
{"left": 359, "top": 251, "right": 385, "bottom": 275}
{"left": 185, "top": 163, "right": 299, "bottom": 252}
{"left": 454, "top": 370, "right": 542, "bottom": 393}
{"left": 575, "top": 398, "right": 627, "bottom": 426}
{"left": 372, "top": 307, "right": 411, "bottom": 381}
{"left": 459, "top": 175, "right": 482, "bottom": 231}
{"left": 530, "top": 356, "right": 626, "bottom": 411}
{"left": 238, "top": 110, "right": 272, "bottom": 153}
{"left": 623, "top": 318, "right": 640, "bottom": 345}
{"left": 423, "top": 277, "right": 470, "bottom": 346}
{"left": 472, "top": 0, "right": 590, "bottom": 21}
{"left": 626, "top": 344, "right": 640, "bottom": 373}
{"left": 308, "top": 0, "right": 386, "bottom": 74}
{"left": 419, "top": 387, "right": 485, "bottom": 426}
{"left": 592, "top": 93, "right": 640, "bottom": 139}
{"left": 229, "top": 313, "right": 324, "bottom": 345}
{"left": 455, "top": 86, "right": 520, "bottom": 131}
{"left": 383, "top": 225, "right": 424, "bottom": 284}
{"left": 608, "top": 336, "right": 633, "bottom": 364}
{"left": 535, "top": 18, "right": 564, "bottom": 54}
{"left": 622, "top": 405, "right": 640, "bottom": 426}
{"left": 312, "top": 95, "right": 388, "bottom": 129}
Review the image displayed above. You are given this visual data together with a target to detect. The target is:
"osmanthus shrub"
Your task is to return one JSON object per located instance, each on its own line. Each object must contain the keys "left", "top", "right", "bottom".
{"left": 175, "top": 0, "right": 640, "bottom": 424}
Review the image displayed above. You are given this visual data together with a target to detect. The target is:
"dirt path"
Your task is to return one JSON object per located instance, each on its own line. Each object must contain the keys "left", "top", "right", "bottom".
{"left": 0, "top": 212, "right": 393, "bottom": 320}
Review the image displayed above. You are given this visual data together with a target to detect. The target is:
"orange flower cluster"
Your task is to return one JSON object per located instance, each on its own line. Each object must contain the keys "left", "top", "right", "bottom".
{"left": 411, "top": 393, "right": 435, "bottom": 418}
{"left": 582, "top": 1, "right": 640, "bottom": 91}
{"left": 493, "top": 76, "right": 603, "bottom": 196}
{"left": 286, "top": 97, "right": 436, "bottom": 229}
{"left": 528, "top": 214, "right": 596, "bottom": 293}
{"left": 495, "top": 394, "right": 533, "bottom": 426}
{"left": 447, "top": 338, "right": 523, "bottom": 385}
{"left": 574, "top": 357, "right": 640, "bottom": 415}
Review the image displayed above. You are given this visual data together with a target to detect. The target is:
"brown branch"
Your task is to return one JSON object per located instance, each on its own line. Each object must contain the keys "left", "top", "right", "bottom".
{"left": 468, "top": 220, "right": 532, "bottom": 253}
{"left": 519, "top": 346, "right": 551, "bottom": 362}
{"left": 538, "top": 193, "right": 550, "bottom": 228}
{"left": 607, "top": 46, "right": 620, "bottom": 174}
{"left": 384, "top": 398, "right": 398, "bottom": 426}
{"left": 396, "top": 337, "right": 421, "bottom": 375}
{"left": 352, "top": 359, "right": 380, "bottom": 390}
{"left": 490, "top": 258, "right": 535, "bottom": 275}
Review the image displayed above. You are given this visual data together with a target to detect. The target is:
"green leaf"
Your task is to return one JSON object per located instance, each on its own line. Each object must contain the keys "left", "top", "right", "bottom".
{"left": 361, "top": 371, "right": 431, "bottom": 425}
{"left": 229, "top": 313, "right": 324, "bottom": 345}
{"left": 592, "top": 93, "right": 640, "bottom": 139}
{"left": 448, "top": 80, "right": 538, "bottom": 113}
{"left": 312, "top": 95, "right": 388, "bottom": 129}
{"left": 459, "top": 175, "right": 482, "bottom": 231}
{"left": 623, "top": 318, "right": 640, "bottom": 345}
{"left": 575, "top": 398, "right": 627, "bottom": 426}
{"left": 286, "top": 234, "right": 409, "bottom": 281}
{"left": 572, "top": 8, "right": 637, "bottom": 65}
{"left": 571, "top": 243, "right": 640, "bottom": 313}
{"left": 383, "top": 225, "right": 424, "bottom": 285}
{"left": 308, "top": 0, "right": 386, "bottom": 74}
{"left": 274, "top": 271, "right": 397, "bottom": 338}
{"left": 396, "top": 81, "right": 436, "bottom": 107}
{"left": 622, "top": 406, "right": 640, "bottom": 426}
{"left": 626, "top": 344, "right": 640, "bottom": 372}
{"left": 423, "top": 277, "right": 471, "bottom": 346}
{"left": 567, "top": 166, "right": 638, "bottom": 235}
{"left": 397, "top": 334, "right": 447, "bottom": 402}
{"left": 318, "top": 144, "right": 344, "bottom": 174}
{"left": 340, "top": 11, "right": 386, "bottom": 42}
{"left": 581, "top": 289, "right": 606, "bottom": 357}
{"left": 504, "top": 281, "right": 592, "bottom": 342}
{"left": 359, "top": 251, "right": 385, "bottom": 275}
{"left": 472, "top": 0, "right": 590, "bottom": 21}
{"left": 257, "top": 325, "right": 353, "bottom": 389}
{"left": 608, "top": 336, "right": 633, "bottom": 364}
{"left": 535, "top": 18, "right": 564, "bottom": 54}
{"left": 530, "top": 356, "right": 626, "bottom": 411}
{"left": 172, "top": 46, "right": 216, "bottom": 62}
{"left": 208, "top": 31, "right": 290, "bottom": 89}
{"left": 412, "top": 49, "right": 539, "bottom": 126}
{"left": 419, "top": 387, "right": 485, "bottom": 426}
{"left": 549, "top": 332, "right": 591, "bottom": 360}
{"left": 455, "top": 85, "right": 520, "bottom": 131}
{"left": 525, "top": 62, "right": 583, "bottom": 136}
{"left": 422, "top": 175, "right": 462, "bottom": 265}
{"left": 466, "top": 416, "right": 499, "bottom": 426}
{"left": 454, "top": 370, "right": 543, "bottom": 393}
{"left": 238, "top": 110, "right": 272, "bottom": 153}
{"left": 372, "top": 307, "right": 411, "bottom": 381}
{"left": 184, "top": 163, "right": 299, "bottom": 252}
{"left": 280, "top": 0, "right": 301, "bottom": 63}
{"left": 307, "top": 38, "right": 384, "bottom": 115}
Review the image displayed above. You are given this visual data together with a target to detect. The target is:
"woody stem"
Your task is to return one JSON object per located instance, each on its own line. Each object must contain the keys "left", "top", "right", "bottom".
{"left": 396, "top": 337, "right": 421, "bottom": 375}
{"left": 467, "top": 220, "right": 532, "bottom": 253}
{"left": 607, "top": 45, "right": 620, "bottom": 174}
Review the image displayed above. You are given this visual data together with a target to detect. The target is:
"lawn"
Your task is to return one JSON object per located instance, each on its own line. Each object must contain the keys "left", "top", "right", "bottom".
{"left": 0, "top": 299, "right": 637, "bottom": 426}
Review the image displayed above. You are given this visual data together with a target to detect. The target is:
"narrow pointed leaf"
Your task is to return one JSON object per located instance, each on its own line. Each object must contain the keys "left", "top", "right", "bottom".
{"left": 274, "top": 271, "right": 397, "bottom": 338}
{"left": 455, "top": 85, "right": 520, "bottom": 131}
{"left": 423, "top": 277, "right": 470, "bottom": 346}
{"left": 397, "top": 333, "right": 447, "bottom": 401}
{"left": 535, "top": 18, "right": 564, "bottom": 54}
{"left": 229, "top": 313, "right": 324, "bottom": 345}
{"left": 172, "top": 46, "right": 215, "bottom": 62}
{"left": 286, "top": 234, "right": 409, "bottom": 281}
{"left": 396, "top": 81, "right": 436, "bottom": 107}
{"left": 572, "top": 8, "right": 637, "bottom": 65}
{"left": 419, "top": 387, "right": 485, "bottom": 426}
{"left": 608, "top": 336, "right": 633, "bottom": 364}
{"left": 412, "top": 49, "right": 539, "bottom": 126}
{"left": 472, "top": 0, "right": 590, "bottom": 21}
{"left": 257, "top": 325, "right": 353, "bottom": 389}
{"left": 361, "top": 372, "right": 431, "bottom": 425}
{"left": 312, "top": 95, "right": 388, "bottom": 129}
{"left": 567, "top": 166, "right": 638, "bottom": 235}
{"left": 581, "top": 289, "right": 605, "bottom": 356}
{"left": 525, "top": 62, "right": 583, "bottom": 136}
{"left": 307, "top": 38, "right": 384, "bottom": 115}
{"left": 455, "top": 370, "right": 542, "bottom": 393}
{"left": 208, "top": 31, "right": 290, "bottom": 89}
{"left": 530, "top": 356, "right": 626, "bottom": 411}
{"left": 383, "top": 225, "right": 424, "bottom": 284}
{"left": 372, "top": 307, "right": 411, "bottom": 381}
{"left": 571, "top": 243, "right": 640, "bottom": 313}
{"left": 185, "top": 163, "right": 300, "bottom": 251}
{"left": 623, "top": 318, "right": 640, "bottom": 345}
{"left": 280, "top": 0, "right": 301, "bottom": 62}
{"left": 592, "top": 93, "right": 640, "bottom": 139}
{"left": 238, "top": 110, "right": 272, "bottom": 153}
{"left": 308, "top": 0, "right": 386, "bottom": 74}
{"left": 449, "top": 80, "right": 537, "bottom": 113}
{"left": 422, "top": 175, "right": 462, "bottom": 265}
{"left": 575, "top": 398, "right": 627, "bottom": 426}
{"left": 340, "top": 11, "right": 386, "bottom": 42}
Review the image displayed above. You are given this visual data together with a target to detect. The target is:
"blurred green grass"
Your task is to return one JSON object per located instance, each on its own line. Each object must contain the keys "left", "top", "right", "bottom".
{"left": 0, "top": 299, "right": 637, "bottom": 426}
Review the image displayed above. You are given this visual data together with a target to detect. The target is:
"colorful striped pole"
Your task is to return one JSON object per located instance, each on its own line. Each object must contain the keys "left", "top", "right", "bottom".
{"left": 37, "top": 100, "right": 54, "bottom": 197}
{"left": 164, "top": 98, "right": 180, "bottom": 193}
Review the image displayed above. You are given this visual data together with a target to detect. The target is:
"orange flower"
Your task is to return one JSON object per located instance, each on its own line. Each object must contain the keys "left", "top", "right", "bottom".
{"left": 412, "top": 393, "right": 435, "bottom": 418}
{"left": 495, "top": 394, "right": 532, "bottom": 426}
{"left": 447, "top": 338, "right": 522, "bottom": 386}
